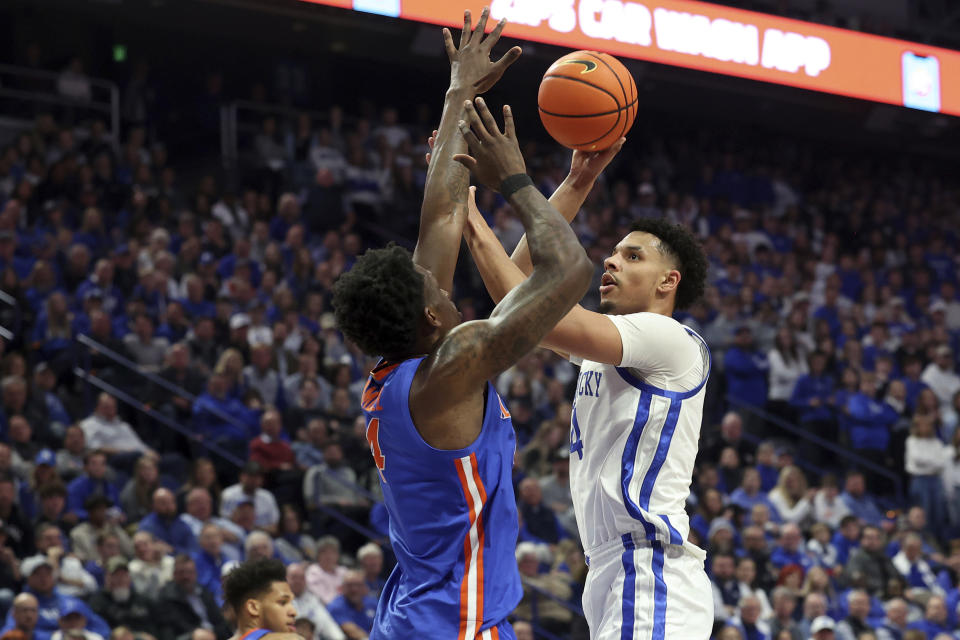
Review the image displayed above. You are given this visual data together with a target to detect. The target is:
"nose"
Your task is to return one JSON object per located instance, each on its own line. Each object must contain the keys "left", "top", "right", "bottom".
{"left": 603, "top": 254, "right": 619, "bottom": 272}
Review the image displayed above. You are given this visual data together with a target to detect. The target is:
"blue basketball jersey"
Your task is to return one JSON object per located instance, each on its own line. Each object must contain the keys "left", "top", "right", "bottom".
{"left": 361, "top": 358, "right": 522, "bottom": 639}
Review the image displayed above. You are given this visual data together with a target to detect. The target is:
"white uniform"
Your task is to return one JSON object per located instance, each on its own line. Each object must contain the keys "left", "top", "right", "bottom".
{"left": 569, "top": 312, "right": 713, "bottom": 640}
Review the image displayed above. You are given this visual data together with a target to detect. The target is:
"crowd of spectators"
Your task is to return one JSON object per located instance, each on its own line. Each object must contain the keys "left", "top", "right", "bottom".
{"left": 1, "top": 37, "right": 960, "bottom": 640}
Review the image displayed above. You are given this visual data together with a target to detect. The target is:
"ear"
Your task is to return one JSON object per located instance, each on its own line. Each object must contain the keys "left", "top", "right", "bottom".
{"left": 659, "top": 269, "right": 681, "bottom": 294}
{"left": 244, "top": 598, "right": 260, "bottom": 619}
{"left": 423, "top": 305, "right": 442, "bottom": 330}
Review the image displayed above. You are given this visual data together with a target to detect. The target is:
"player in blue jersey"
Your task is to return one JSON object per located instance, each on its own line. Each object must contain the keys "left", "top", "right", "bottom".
{"left": 223, "top": 558, "right": 299, "bottom": 640}
{"left": 331, "top": 8, "right": 593, "bottom": 640}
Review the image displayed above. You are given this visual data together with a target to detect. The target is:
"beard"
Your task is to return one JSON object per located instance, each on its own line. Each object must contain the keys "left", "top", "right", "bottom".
{"left": 111, "top": 588, "right": 131, "bottom": 602}
{"left": 598, "top": 300, "right": 616, "bottom": 314}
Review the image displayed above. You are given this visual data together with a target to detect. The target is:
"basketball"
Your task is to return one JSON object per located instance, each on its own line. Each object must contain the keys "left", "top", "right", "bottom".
{"left": 538, "top": 50, "right": 638, "bottom": 151}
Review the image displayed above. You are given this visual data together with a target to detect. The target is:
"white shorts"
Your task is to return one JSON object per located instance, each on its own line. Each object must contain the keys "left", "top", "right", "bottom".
{"left": 582, "top": 533, "right": 713, "bottom": 640}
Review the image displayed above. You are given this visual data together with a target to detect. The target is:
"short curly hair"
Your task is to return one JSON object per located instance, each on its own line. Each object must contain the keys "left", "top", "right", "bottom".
{"left": 222, "top": 557, "right": 287, "bottom": 613}
{"left": 332, "top": 243, "right": 425, "bottom": 357}
{"left": 630, "top": 218, "right": 708, "bottom": 310}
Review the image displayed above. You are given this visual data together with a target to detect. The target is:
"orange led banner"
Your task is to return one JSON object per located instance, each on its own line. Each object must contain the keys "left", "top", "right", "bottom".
{"left": 302, "top": 0, "right": 960, "bottom": 116}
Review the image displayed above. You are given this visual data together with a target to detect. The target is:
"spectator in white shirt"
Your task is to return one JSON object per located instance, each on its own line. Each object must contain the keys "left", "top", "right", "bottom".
{"left": 905, "top": 414, "right": 951, "bottom": 534}
{"left": 767, "top": 326, "right": 808, "bottom": 416}
{"left": 219, "top": 461, "right": 279, "bottom": 535}
{"left": 813, "top": 474, "right": 851, "bottom": 529}
{"left": 129, "top": 531, "right": 174, "bottom": 600}
{"left": 768, "top": 465, "right": 813, "bottom": 526}
{"left": 79, "top": 393, "right": 152, "bottom": 458}
{"left": 287, "top": 562, "right": 345, "bottom": 640}
{"left": 921, "top": 345, "right": 960, "bottom": 415}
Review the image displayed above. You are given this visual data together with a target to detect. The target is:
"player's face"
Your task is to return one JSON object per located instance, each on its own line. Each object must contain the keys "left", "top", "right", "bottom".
{"left": 598, "top": 232, "right": 678, "bottom": 315}
{"left": 259, "top": 581, "right": 297, "bottom": 633}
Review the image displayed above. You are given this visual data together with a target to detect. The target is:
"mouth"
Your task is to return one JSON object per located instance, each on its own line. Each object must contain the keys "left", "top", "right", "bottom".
{"left": 287, "top": 624, "right": 297, "bottom": 633}
{"left": 599, "top": 272, "right": 617, "bottom": 295}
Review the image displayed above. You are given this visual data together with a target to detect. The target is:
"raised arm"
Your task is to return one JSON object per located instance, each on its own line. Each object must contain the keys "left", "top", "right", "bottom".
{"left": 509, "top": 138, "right": 625, "bottom": 274}
{"left": 412, "top": 7, "right": 521, "bottom": 294}
{"left": 416, "top": 99, "right": 593, "bottom": 404}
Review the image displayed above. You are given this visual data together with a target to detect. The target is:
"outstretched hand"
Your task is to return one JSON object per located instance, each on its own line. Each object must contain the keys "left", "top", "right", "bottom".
{"left": 443, "top": 7, "right": 522, "bottom": 95}
{"left": 453, "top": 97, "right": 526, "bottom": 192}
{"left": 568, "top": 137, "right": 626, "bottom": 189}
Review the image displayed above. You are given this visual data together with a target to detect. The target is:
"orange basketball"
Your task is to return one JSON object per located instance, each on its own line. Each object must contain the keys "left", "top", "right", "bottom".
{"left": 538, "top": 50, "right": 638, "bottom": 151}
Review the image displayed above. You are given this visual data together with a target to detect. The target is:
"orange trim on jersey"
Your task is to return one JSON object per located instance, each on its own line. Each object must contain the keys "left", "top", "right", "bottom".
{"left": 371, "top": 362, "right": 400, "bottom": 382}
{"left": 238, "top": 629, "right": 267, "bottom": 640}
{"left": 497, "top": 395, "right": 511, "bottom": 419}
{"left": 455, "top": 453, "right": 488, "bottom": 640}
{"left": 361, "top": 362, "right": 401, "bottom": 411}
{"left": 491, "top": 627, "right": 500, "bottom": 639}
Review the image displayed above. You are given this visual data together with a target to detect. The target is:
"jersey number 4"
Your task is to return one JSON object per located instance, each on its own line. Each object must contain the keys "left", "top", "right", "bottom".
{"left": 366, "top": 418, "right": 386, "bottom": 482}
{"left": 569, "top": 406, "right": 584, "bottom": 460}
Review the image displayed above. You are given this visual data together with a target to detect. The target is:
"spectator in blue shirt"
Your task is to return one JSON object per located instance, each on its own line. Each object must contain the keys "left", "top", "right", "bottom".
{"left": 832, "top": 515, "right": 862, "bottom": 567}
{"left": 907, "top": 595, "right": 952, "bottom": 639}
{"left": 790, "top": 351, "right": 836, "bottom": 438}
{"left": 66, "top": 450, "right": 120, "bottom": 522}
{"left": 731, "top": 468, "right": 779, "bottom": 514}
{"left": 725, "top": 326, "right": 770, "bottom": 409}
{"left": 192, "top": 373, "right": 259, "bottom": 458}
{"left": 840, "top": 472, "right": 883, "bottom": 527}
{"left": 326, "top": 570, "right": 377, "bottom": 638}
{"left": 845, "top": 374, "right": 899, "bottom": 453}
{"left": 138, "top": 488, "right": 196, "bottom": 555}
{"left": 769, "top": 523, "right": 814, "bottom": 572}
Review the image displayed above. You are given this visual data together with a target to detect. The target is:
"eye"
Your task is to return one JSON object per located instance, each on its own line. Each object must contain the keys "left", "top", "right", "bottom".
{"left": 628, "top": 252, "right": 640, "bottom": 261}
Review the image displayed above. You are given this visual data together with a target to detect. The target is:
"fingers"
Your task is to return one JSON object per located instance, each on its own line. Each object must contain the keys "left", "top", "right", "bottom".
{"left": 425, "top": 152, "right": 431, "bottom": 164}
{"left": 460, "top": 10, "right": 471, "bottom": 48}
{"left": 491, "top": 45, "right": 522, "bottom": 75}
{"left": 467, "top": 185, "right": 479, "bottom": 212}
{"left": 502, "top": 104, "right": 516, "bottom": 140}
{"left": 442, "top": 28, "right": 457, "bottom": 61}
{"left": 484, "top": 17, "right": 507, "bottom": 50}
{"left": 458, "top": 116, "right": 484, "bottom": 149}
{"left": 473, "top": 6, "right": 490, "bottom": 41}
{"left": 474, "top": 97, "right": 502, "bottom": 137}
{"left": 453, "top": 153, "right": 478, "bottom": 173}
{"left": 461, "top": 101, "right": 491, "bottom": 142}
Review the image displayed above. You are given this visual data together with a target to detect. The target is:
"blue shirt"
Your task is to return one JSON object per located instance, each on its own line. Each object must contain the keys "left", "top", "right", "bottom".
{"left": 725, "top": 347, "right": 770, "bottom": 407}
{"left": 0, "top": 589, "right": 110, "bottom": 640}
{"left": 841, "top": 492, "right": 883, "bottom": 526}
{"left": 769, "top": 546, "right": 814, "bottom": 571}
{"left": 138, "top": 512, "right": 196, "bottom": 554}
{"left": 327, "top": 595, "right": 378, "bottom": 633}
{"left": 66, "top": 475, "right": 120, "bottom": 520}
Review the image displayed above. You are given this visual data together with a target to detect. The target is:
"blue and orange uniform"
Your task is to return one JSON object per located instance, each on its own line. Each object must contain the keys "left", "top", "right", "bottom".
{"left": 236, "top": 629, "right": 270, "bottom": 640}
{"left": 361, "top": 358, "right": 522, "bottom": 639}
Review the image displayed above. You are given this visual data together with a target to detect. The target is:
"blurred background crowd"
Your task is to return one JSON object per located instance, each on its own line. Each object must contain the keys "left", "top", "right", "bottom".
{"left": 2, "top": 1, "right": 960, "bottom": 640}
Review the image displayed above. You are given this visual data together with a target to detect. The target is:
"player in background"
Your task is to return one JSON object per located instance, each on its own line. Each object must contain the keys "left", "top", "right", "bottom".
{"left": 464, "top": 163, "right": 712, "bottom": 638}
{"left": 332, "top": 8, "right": 592, "bottom": 640}
{"left": 222, "top": 558, "right": 299, "bottom": 640}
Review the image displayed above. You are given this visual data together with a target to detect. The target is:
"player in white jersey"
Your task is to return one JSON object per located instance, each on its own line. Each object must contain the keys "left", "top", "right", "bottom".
{"left": 463, "top": 145, "right": 712, "bottom": 640}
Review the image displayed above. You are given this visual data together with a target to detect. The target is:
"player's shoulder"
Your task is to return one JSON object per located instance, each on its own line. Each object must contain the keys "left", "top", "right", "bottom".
{"left": 611, "top": 311, "right": 696, "bottom": 344}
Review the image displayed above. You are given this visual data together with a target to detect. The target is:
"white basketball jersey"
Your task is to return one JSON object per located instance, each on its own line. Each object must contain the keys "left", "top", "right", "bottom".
{"left": 569, "top": 312, "right": 711, "bottom": 554}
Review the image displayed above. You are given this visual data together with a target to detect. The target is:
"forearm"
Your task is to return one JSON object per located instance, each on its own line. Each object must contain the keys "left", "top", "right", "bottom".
{"left": 413, "top": 87, "right": 471, "bottom": 292}
{"left": 509, "top": 185, "right": 586, "bottom": 273}
{"left": 464, "top": 208, "right": 527, "bottom": 304}
{"left": 511, "top": 174, "right": 593, "bottom": 274}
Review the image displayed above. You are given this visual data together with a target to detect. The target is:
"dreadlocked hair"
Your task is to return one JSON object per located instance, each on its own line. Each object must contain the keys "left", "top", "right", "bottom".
{"left": 629, "top": 218, "right": 708, "bottom": 310}
{"left": 332, "top": 243, "right": 425, "bottom": 357}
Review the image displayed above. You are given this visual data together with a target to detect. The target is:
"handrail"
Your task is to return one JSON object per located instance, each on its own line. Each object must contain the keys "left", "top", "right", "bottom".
{"left": 0, "top": 63, "right": 118, "bottom": 93}
{"left": 76, "top": 333, "right": 253, "bottom": 437}
{"left": 727, "top": 396, "right": 904, "bottom": 500}
{"left": 74, "top": 367, "right": 245, "bottom": 468}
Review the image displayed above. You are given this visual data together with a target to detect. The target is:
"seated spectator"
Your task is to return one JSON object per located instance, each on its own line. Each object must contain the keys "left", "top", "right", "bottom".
{"left": 155, "top": 555, "right": 229, "bottom": 640}
{"left": 726, "top": 594, "right": 770, "bottom": 640}
{"left": 128, "top": 532, "right": 174, "bottom": 601}
{"left": 243, "top": 343, "right": 281, "bottom": 408}
{"left": 49, "top": 605, "right": 104, "bottom": 640}
{"left": 285, "top": 379, "right": 327, "bottom": 434}
{"left": 0, "top": 472, "right": 33, "bottom": 557}
{"left": 293, "top": 419, "right": 328, "bottom": 469}
{"left": 7, "top": 593, "right": 39, "bottom": 640}
{"left": 712, "top": 552, "right": 740, "bottom": 622}
{"left": 790, "top": 351, "right": 836, "bottom": 441}
{"left": 87, "top": 559, "right": 157, "bottom": 639}
{"left": 845, "top": 373, "right": 899, "bottom": 454}
{"left": 220, "top": 461, "right": 279, "bottom": 535}
{"left": 876, "top": 598, "right": 909, "bottom": 640}
{"left": 178, "top": 488, "right": 238, "bottom": 555}
{"left": 249, "top": 409, "right": 295, "bottom": 473}
{"left": 513, "top": 543, "right": 572, "bottom": 635}
{"left": 82, "top": 532, "right": 124, "bottom": 589}
{"left": 813, "top": 474, "right": 851, "bottom": 529}
{"left": 55, "top": 427, "right": 85, "bottom": 485}
{"left": 191, "top": 374, "right": 258, "bottom": 458}
{"left": 921, "top": 346, "right": 960, "bottom": 415}
{"left": 735, "top": 557, "right": 772, "bottom": 619}
{"left": 68, "top": 495, "right": 133, "bottom": 563}
{"left": 906, "top": 595, "right": 951, "bottom": 639}
{"left": 845, "top": 526, "right": 899, "bottom": 598}
{"left": 798, "top": 593, "right": 828, "bottom": 639}
{"left": 836, "top": 590, "right": 872, "bottom": 640}
{"left": 119, "top": 455, "right": 161, "bottom": 523}
{"left": 732, "top": 468, "right": 778, "bottom": 514}
{"left": 768, "top": 466, "right": 811, "bottom": 526}
{"left": 725, "top": 325, "right": 770, "bottom": 410}
{"left": 192, "top": 524, "right": 228, "bottom": 604}
{"left": 138, "top": 488, "right": 195, "bottom": 555}
{"left": 1, "top": 556, "right": 110, "bottom": 640}
{"left": 840, "top": 472, "right": 883, "bottom": 527}
{"left": 8, "top": 417, "right": 42, "bottom": 464}
{"left": 305, "top": 537, "right": 347, "bottom": 605}
{"left": 122, "top": 314, "right": 169, "bottom": 374}
{"left": 285, "top": 563, "right": 344, "bottom": 640}
{"left": 302, "top": 441, "right": 368, "bottom": 539}
{"left": 34, "top": 483, "right": 70, "bottom": 537}
{"left": 243, "top": 531, "right": 275, "bottom": 562}
{"left": 325, "top": 570, "right": 377, "bottom": 640}
{"left": 768, "top": 587, "right": 802, "bottom": 640}
{"left": 79, "top": 395, "right": 152, "bottom": 464}
{"left": 65, "top": 451, "right": 120, "bottom": 523}
{"left": 152, "top": 343, "right": 204, "bottom": 422}
{"left": 275, "top": 505, "right": 316, "bottom": 564}
{"left": 740, "top": 525, "right": 776, "bottom": 593}
{"left": 34, "top": 525, "right": 96, "bottom": 599}
{"left": 770, "top": 524, "right": 814, "bottom": 572}
{"left": 538, "top": 448, "right": 576, "bottom": 537}
{"left": 355, "top": 543, "right": 384, "bottom": 599}
{"left": 809, "top": 617, "right": 836, "bottom": 640}
{"left": 703, "top": 412, "right": 757, "bottom": 467}
{"left": 517, "top": 478, "right": 568, "bottom": 545}
{"left": 892, "top": 533, "right": 943, "bottom": 595}
{"left": 176, "top": 459, "right": 221, "bottom": 515}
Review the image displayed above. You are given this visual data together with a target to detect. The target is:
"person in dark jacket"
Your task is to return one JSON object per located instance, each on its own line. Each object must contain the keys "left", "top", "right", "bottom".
{"left": 156, "top": 555, "right": 229, "bottom": 640}
{"left": 845, "top": 526, "right": 899, "bottom": 597}
{"left": 87, "top": 558, "right": 157, "bottom": 638}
